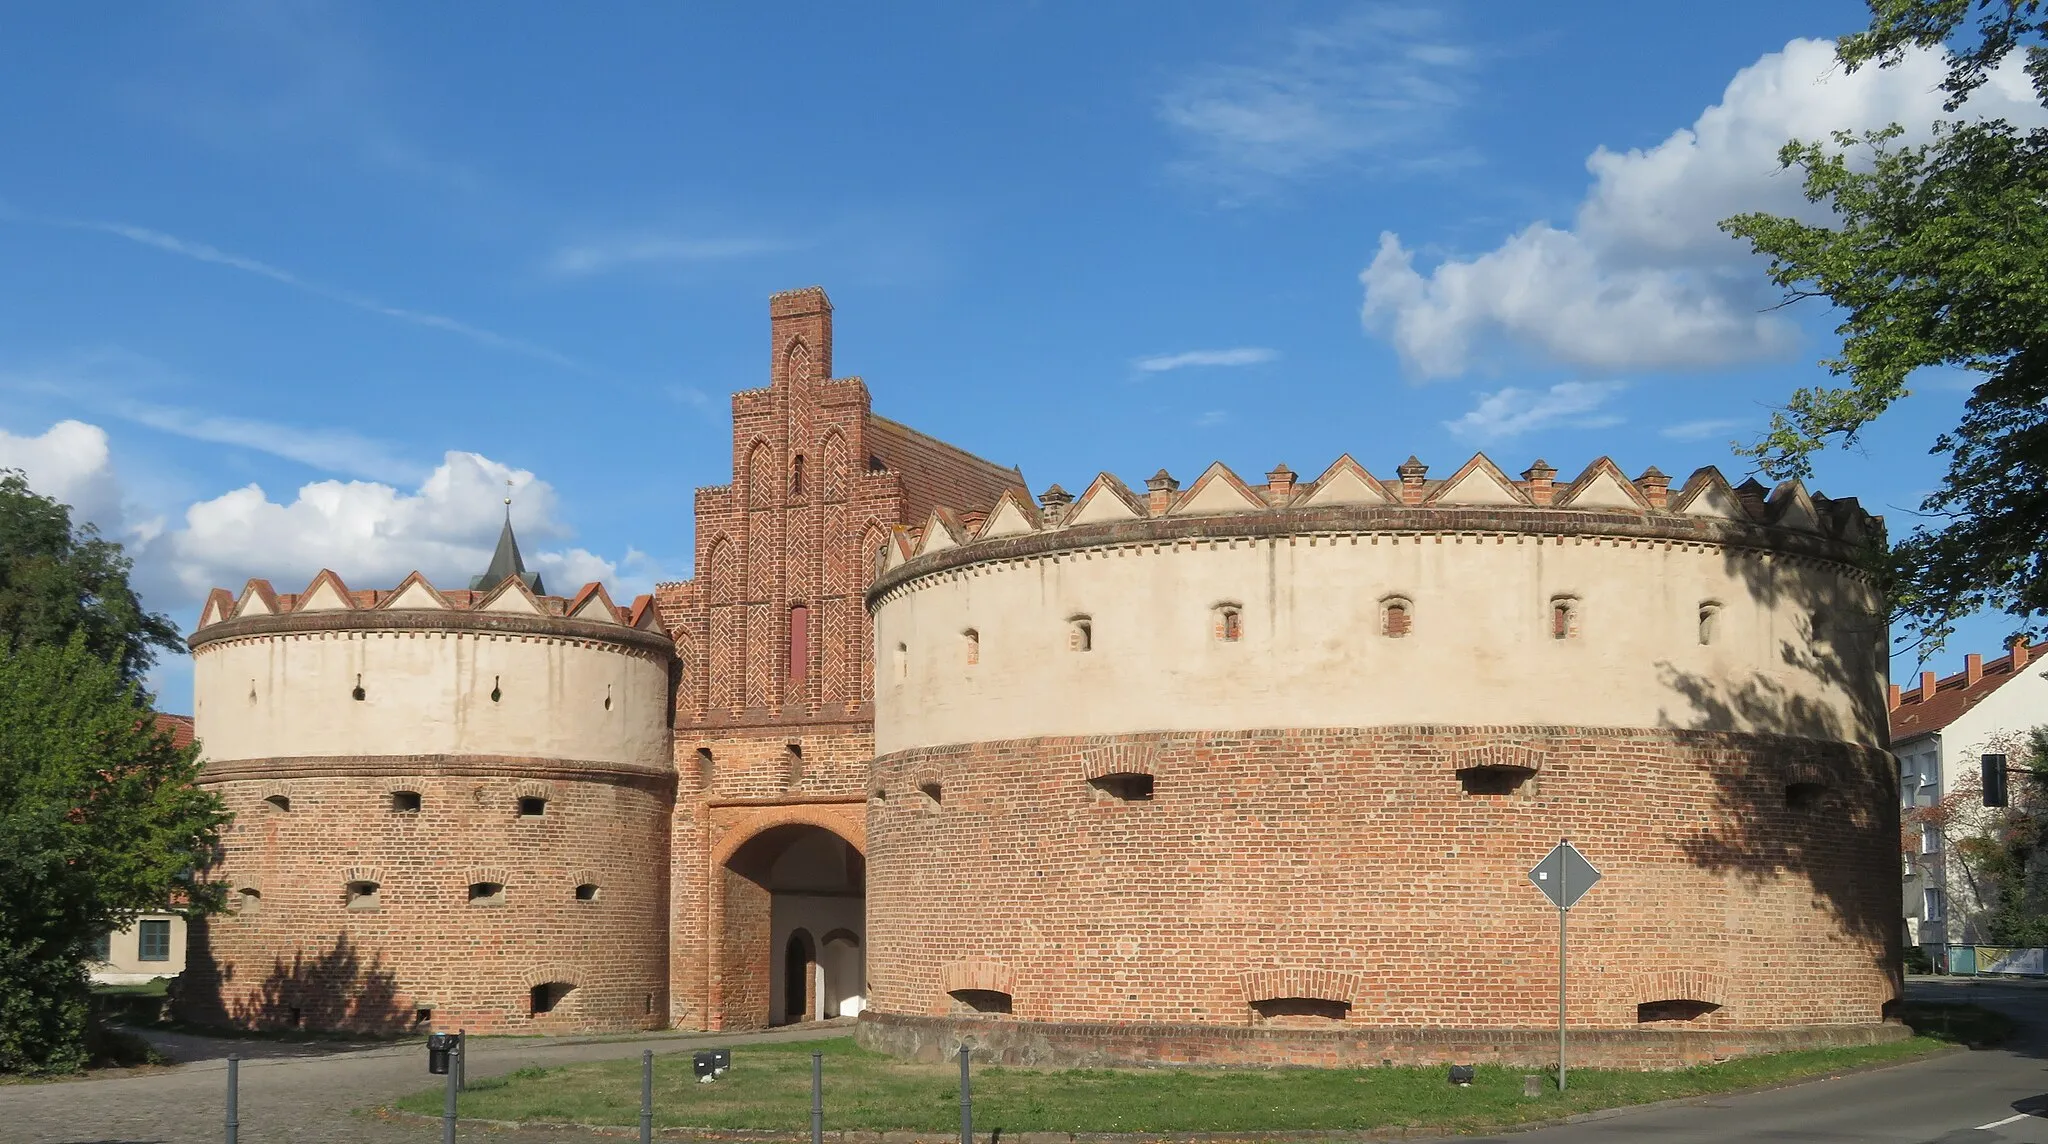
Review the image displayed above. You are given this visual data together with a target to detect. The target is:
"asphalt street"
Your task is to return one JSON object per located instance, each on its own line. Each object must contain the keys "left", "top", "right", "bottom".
{"left": 1461, "top": 976, "right": 2048, "bottom": 1144}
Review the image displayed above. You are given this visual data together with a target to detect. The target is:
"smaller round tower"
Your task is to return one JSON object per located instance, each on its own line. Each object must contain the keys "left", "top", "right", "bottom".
{"left": 179, "top": 519, "right": 677, "bottom": 1034}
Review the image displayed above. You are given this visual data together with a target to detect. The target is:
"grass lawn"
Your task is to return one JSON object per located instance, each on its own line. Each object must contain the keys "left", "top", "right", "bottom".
{"left": 390, "top": 1003, "right": 1999, "bottom": 1136}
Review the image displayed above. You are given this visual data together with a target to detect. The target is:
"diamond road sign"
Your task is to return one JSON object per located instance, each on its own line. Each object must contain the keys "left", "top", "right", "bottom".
{"left": 1529, "top": 840, "right": 1601, "bottom": 910}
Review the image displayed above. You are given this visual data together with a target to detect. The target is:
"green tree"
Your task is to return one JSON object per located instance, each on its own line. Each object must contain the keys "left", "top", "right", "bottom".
{"left": 0, "top": 470, "right": 180, "bottom": 680}
{"left": 0, "top": 473, "right": 226, "bottom": 1072}
{"left": 1718, "top": 1, "right": 2048, "bottom": 652}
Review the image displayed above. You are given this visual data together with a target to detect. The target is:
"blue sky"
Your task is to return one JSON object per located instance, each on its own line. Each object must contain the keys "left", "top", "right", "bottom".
{"left": 1, "top": 2, "right": 2038, "bottom": 711}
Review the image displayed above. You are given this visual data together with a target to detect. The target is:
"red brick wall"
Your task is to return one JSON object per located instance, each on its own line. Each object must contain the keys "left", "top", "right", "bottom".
{"left": 180, "top": 765, "right": 672, "bottom": 1035}
{"left": 865, "top": 726, "right": 1899, "bottom": 1061}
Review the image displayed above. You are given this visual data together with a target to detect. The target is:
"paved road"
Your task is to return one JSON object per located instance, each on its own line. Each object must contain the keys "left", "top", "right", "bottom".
{"left": 1463, "top": 976, "right": 2048, "bottom": 1144}
{"left": 0, "top": 1021, "right": 848, "bottom": 1144}
{"left": 11, "top": 978, "right": 2048, "bottom": 1143}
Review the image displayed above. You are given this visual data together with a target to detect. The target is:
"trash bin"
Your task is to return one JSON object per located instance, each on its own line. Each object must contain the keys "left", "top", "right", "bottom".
{"left": 428, "top": 1033, "right": 457, "bottom": 1075}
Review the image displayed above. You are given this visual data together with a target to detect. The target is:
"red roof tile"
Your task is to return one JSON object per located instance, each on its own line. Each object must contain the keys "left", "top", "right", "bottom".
{"left": 1890, "top": 640, "right": 2043, "bottom": 741}
{"left": 152, "top": 712, "right": 196, "bottom": 751}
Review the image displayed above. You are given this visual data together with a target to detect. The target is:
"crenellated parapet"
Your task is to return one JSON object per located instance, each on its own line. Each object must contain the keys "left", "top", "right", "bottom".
{"left": 191, "top": 568, "right": 668, "bottom": 638}
{"left": 871, "top": 454, "right": 1880, "bottom": 592}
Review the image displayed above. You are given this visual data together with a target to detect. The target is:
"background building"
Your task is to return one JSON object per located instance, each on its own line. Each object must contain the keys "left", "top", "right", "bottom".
{"left": 1892, "top": 637, "right": 2048, "bottom": 951}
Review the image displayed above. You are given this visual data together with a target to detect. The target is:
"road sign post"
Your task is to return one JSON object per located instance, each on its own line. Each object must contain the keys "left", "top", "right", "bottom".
{"left": 1529, "top": 839, "right": 1601, "bottom": 1092}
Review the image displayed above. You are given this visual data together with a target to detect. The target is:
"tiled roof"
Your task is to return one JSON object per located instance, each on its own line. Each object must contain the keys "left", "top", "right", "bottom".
{"left": 1890, "top": 639, "right": 2044, "bottom": 741}
{"left": 153, "top": 712, "right": 196, "bottom": 751}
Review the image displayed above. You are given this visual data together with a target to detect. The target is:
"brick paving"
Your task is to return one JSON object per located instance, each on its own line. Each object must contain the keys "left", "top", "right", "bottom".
{"left": 0, "top": 1023, "right": 843, "bottom": 1144}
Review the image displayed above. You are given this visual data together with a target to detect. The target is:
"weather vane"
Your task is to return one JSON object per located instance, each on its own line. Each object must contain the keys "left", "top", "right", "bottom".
{"left": 504, "top": 478, "right": 514, "bottom": 518}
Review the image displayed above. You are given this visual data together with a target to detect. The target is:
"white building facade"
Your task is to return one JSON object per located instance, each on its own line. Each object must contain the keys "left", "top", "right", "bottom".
{"left": 1891, "top": 638, "right": 2048, "bottom": 950}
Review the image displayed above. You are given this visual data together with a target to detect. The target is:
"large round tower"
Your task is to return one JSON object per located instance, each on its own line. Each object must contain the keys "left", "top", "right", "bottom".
{"left": 178, "top": 524, "right": 677, "bottom": 1034}
{"left": 858, "top": 455, "right": 1903, "bottom": 1068}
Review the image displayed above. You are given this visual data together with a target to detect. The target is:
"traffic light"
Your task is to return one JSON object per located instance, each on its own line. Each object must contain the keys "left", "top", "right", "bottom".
{"left": 1984, "top": 754, "right": 2009, "bottom": 807}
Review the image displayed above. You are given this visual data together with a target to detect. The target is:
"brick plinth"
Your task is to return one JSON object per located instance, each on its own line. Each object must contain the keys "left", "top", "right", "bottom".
{"left": 178, "top": 762, "right": 673, "bottom": 1035}
{"left": 866, "top": 726, "right": 1901, "bottom": 1064}
{"left": 855, "top": 1010, "right": 1911, "bottom": 1070}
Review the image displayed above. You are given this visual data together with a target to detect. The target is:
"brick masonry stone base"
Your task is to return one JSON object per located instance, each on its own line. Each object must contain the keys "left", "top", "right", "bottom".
{"left": 867, "top": 725, "right": 1902, "bottom": 1055}
{"left": 855, "top": 1009, "right": 1913, "bottom": 1070}
{"left": 178, "top": 761, "right": 673, "bottom": 1035}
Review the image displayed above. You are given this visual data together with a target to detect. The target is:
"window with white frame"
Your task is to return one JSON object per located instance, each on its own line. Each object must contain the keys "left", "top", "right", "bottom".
{"left": 1921, "top": 824, "right": 1943, "bottom": 854}
{"left": 1923, "top": 887, "right": 1945, "bottom": 921}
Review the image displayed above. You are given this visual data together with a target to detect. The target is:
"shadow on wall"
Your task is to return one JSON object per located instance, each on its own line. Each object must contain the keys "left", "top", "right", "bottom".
{"left": 178, "top": 926, "right": 412, "bottom": 1035}
{"left": 1652, "top": 521, "right": 1901, "bottom": 1010}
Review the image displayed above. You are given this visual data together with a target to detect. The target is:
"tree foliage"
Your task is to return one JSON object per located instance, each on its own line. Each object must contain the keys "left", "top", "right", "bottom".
{"left": 0, "top": 469, "right": 180, "bottom": 681}
{"left": 1910, "top": 726, "right": 2048, "bottom": 947}
{"left": 0, "top": 473, "right": 226, "bottom": 1072}
{"left": 1718, "top": 1, "right": 2048, "bottom": 652}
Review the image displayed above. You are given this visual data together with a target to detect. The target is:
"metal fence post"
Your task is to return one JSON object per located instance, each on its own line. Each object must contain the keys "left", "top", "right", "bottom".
{"left": 640, "top": 1050, "right": 654, "bottom": 1144}
{"left": 811, "top": 1051, "right": 824, "bottom": 1144}
{"left": 225, "top": 1054, "right": 239, "bottom": 1144}
{"left": 443, "top": 1043, "right": 458, "bottom": 1144}
{"left": 958, "top": 1045, "right": 972, "bottom": 1144}
{"left": 456, "top": 1029, "right": 467, "bottom": 1091}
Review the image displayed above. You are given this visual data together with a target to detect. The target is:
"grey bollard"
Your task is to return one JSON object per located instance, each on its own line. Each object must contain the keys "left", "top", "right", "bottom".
{"left": 812, "top": 1051, "right": 824, "bottom": 1144}
{"left": 641, "top": 1050, "right": 654, "bottom": 1144}
{"left": 958, "top": 1045, "right": 972, "bottom": 1144}
{"left": 225, "top": 1054, "right": 239, "bottom": 1144}
{"left": 443, "top": 1043, "right": 458, "bottom": 1144}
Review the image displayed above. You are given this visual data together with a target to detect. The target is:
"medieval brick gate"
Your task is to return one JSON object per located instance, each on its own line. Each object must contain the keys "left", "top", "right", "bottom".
{"left": 700, "top": 800, "right": 866, "bottom": 1030}
{"left": 652, "top": 287, "right": 1019, "bottom": 1033}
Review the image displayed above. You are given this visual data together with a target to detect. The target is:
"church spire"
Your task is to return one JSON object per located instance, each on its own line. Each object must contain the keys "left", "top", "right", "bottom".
{"left": 471, "top": 480, "right": 544, "bottom": 595}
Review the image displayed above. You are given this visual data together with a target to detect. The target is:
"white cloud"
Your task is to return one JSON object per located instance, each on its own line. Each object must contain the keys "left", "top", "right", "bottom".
{"left": 1362, "top": 38, "right": 2048, "bottom": 377}
{"left": 155, "top": 450, "right": 599, "bottom": 602}
{"left": 2, "top": 420, "right": 648, "bottom": 619}
{"left": 549, "top": 235, "right": 790, "bottom": 277}
{"left": 1193, "top": 410, "right": 1231, "bottom": 427}
{"left": 0, "top": 420, "right": 128, "bottom": 536}
{"left": 1443, "top": 381, "right": 1627, "bottom": 440}
{"left": 1660, "top": 417, "right": 1747, "bottom": 440}
{"left": 1136, "top": 347, "right": 1279, "bottom": 372}
{"left": 1160, "top": 4, "right": 1478, "bottom": 198}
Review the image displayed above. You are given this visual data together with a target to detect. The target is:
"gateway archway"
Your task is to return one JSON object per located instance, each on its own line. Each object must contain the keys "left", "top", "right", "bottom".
{"left": 718, "top": 823, "right": 865, "bottom": 1028}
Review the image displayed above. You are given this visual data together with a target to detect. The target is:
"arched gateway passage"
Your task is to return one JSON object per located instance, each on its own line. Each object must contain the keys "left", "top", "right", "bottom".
{"left": 716, "top": 823, "right": 865, "bottom": 1028}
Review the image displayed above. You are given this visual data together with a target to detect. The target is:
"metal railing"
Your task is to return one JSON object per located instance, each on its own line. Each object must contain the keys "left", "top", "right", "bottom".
{"left": 218, "top": 1038, "right": 983, "bottom": 1144}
